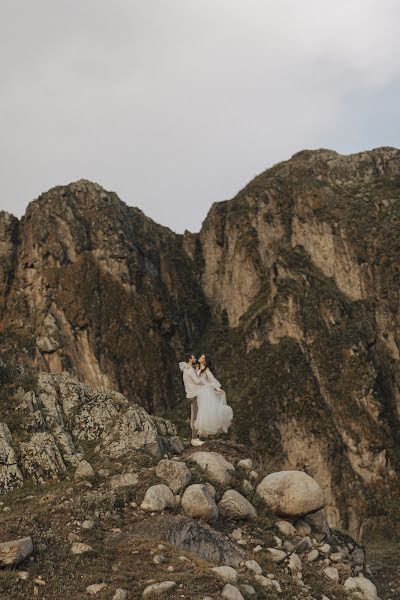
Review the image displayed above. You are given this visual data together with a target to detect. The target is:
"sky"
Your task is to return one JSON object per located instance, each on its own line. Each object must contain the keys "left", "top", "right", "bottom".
{"left": 1, "top": 1, "right": 400, "bottom": 233}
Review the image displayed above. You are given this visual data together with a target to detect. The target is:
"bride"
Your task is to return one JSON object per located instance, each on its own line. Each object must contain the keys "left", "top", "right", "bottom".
{"left": 194, "top": 354, "right": 233, "bottom": 437}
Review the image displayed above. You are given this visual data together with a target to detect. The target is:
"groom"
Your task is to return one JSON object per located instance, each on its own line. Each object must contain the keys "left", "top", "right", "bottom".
{"left": 180, "top": 353, "right": 205, "bottom": 447}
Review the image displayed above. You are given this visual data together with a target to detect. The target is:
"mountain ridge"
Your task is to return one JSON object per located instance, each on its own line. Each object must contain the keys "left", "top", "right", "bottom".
{"left": 1, "top": 146, "right": 400, "bottom": 539}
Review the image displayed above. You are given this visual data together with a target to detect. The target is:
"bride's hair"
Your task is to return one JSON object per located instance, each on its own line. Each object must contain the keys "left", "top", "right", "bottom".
{"left": 201, "top": 354, "right": 212, "bottom": 372}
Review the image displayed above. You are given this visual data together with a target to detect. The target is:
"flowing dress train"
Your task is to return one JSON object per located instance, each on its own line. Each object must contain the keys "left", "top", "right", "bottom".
{"left": 194, "top": 368, "right": 233, "bottom": 436}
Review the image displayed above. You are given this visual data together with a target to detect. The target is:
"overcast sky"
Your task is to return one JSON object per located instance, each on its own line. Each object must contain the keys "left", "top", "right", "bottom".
{"left": 1, "top": 1, "right": 399, "bottom": 233}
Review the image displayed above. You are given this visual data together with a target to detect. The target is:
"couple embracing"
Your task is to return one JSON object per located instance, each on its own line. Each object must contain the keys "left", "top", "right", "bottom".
{"left": 179, "top": 353, "right": 233, "bottom": 446}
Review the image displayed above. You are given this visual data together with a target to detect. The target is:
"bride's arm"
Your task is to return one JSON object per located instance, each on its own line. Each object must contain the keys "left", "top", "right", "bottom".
{"left": 207, "top": 369, "right": 222, "bottom": 390}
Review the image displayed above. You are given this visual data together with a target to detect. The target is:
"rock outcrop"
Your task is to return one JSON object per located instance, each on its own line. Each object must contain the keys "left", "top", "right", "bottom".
{"left": 0, "top": 370, "right": 182, "bottom": 492}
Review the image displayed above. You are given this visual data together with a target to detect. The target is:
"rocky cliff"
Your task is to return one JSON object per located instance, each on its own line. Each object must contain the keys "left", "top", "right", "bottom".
{"left": 1, "top": 148, "right": 400, "bottom": 539}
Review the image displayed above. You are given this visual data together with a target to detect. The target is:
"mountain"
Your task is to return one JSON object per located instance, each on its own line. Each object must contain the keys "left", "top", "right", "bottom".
{"left": 1, "top": 147, "right": 400, "bottom": 539}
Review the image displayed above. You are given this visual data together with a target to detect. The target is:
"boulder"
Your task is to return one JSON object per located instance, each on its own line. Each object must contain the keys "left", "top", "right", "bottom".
{"left": 256, "top": 471, "right": 325, "bottom": 517}
{"left": 142, "top": 581, "right": 176, "bottom": 598}
{"left": 218, "top": 490, "right": 257, "bottom": 520}
{"left": 188, "top": 452, "right": 235, "bottom": 485}
{"left": 156, "top": 459, "right": 191, "bottom": 494}
{"left": 343, "top": 575, "right": 378, "bottom": 600}
{"left": 181, "top": 484, "right": 218, "bottom": 522}
{"left": 222, "top": 584, "right": 244, "bottom": 600}
{"left": 211, "top": 566, "right": 238, "bottom": 583}
{"left": 140, "top": 484, "right": 175, "bottom": 512}
{"left": 112, "top": 514, "right": 246, "bottom": 567}
{"left": 0, "top": 537, "right": 33, "bottom": 566}
{"left": 110, "top": 472, "right": 139, "bottom": 490}
{"left": 74, "top": 460, "right": 95, "bottom": 482}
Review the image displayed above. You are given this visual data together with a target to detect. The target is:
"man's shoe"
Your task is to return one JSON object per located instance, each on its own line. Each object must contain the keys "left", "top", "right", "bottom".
{"left": 191, "top": 438, "right": 205, "bottom": 447}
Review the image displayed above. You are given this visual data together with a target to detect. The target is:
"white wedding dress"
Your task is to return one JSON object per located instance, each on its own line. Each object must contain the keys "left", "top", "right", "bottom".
{"left": 194, "top": 368, "right": 233, "bottom": 436}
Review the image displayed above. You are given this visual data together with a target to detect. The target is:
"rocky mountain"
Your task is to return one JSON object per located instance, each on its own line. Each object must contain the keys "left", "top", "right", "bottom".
{"left": 1, "top": 147, "right": 400, "bottom": 540}
{"left": 0, "top": 365, "right": 385, "bottom": 600}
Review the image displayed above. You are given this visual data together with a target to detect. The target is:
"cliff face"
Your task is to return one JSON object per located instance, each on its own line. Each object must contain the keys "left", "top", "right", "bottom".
{"left": 0, "top": 180, "right": 209, "bottom": 413}
{"left": 1, "top": 148, "right": 400, "bottom": 537}
{"left": 198, "top": 147, "right": 400, "bottom": 537}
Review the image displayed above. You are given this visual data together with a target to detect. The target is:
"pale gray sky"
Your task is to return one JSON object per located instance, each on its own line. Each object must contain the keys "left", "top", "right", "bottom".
{"left": 1, "top": 0, "right": 399, "bottom": 232}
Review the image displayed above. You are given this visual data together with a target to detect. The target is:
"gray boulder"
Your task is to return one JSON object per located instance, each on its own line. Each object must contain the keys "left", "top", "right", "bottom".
{"left": 256, "top": 471, "right": 326, "bottom": 518}
{"left": 112, "top": 514, "right": 246, "bottom": 566}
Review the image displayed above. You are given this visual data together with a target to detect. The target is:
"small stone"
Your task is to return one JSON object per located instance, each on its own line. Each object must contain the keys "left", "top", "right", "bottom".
{"left": 237, "top": 459, "right": 253, "bottom": 470}
{"left": 231, "top": 528, "right": 242, "bottom": 541}
{"left": 253, "top": 545, "right": 262, "bottom": 553}
{"left": 142, "top": 581, "right": 177, "bottom": 598}
{"left": 266, "top": 548, "right": 287, "bottom": 562}
{"left": 82, "top": 519, "right": 95, "bottom": 530}
{"left": 330, "top": 551, "right": 345, "bottom": 563}
{"left": 288, "top": 553, "right": 302, "bottom": 572}
{"left": 351, "top": 548, "right": 365, "bottom": 566}
{"left": 319, "top": 543, "right": 331, "bottom": 554}
{"left": 86, "top": 583, "right": 107, "bottom": 595}
{"left": 74, "top": 460, "right": 95, "bottom": 482}
{"left": 112, "top": 590, "right": 128, "bottom": 600}
{"left": 324, "top": 567, "right": 339, "bottom": 583}
{"left": 273, "top": 535, "right": 283, "bottom": 548}
{"left": 167, "top": 566, "right": 174, "bottom": 572}
{"left": 294, "top": 519, "right": 312, "bottom": 536}
{"left": 212, "top": 566, "right": 238, "bottom": 583}
{"left": 67, "top": 533, "right": 81, "bottom": 543}
{"left": 33, "top": 578, "right": 46, "bottom": 586}
{"left": 276, "top": 520, "right": 297, "bottom": 536}
{"left": 221, "top": 583, "right": 245, "bottom": 600}
{"left": 244, "top": 559, "right": 262, "bottom": 575}
{"left": 306, "top": 549, "right": 319, "bottom": 562}
{"left": 18, "top": 571, "right": 29, "bottom": 580}
{"left": 249, "top": 470, "right": 259, "bottom": 481}
{"left": 295, "top": 536, "right": 313, "bottom": 554}
{"left": 71, "top": 542, "right": 92, "bottom": 555}
{"left": 255, "top": 575, "right": 281, "bottom": 592}
{"left": 98, "top": 468, "right": 110, "bottom": 478}
{"left": 153, "top": 554, "right": 167, "bottom": 564}
{"left": 239, "top": 584, "right": 256, "bottom": 596}
{"left": 0, "top": 537, "right": 33, "bottom": 566}
{"left": 242, "top": 480, "right": 253, "bottom": 494}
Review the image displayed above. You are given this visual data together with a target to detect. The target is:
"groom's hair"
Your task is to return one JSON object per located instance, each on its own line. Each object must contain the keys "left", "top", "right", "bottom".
{"left": 185, "top": 352, "right": 194, "bottom": 363}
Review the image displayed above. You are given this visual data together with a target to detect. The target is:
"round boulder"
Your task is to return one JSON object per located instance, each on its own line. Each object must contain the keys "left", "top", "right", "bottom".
{"left": 140, "top": 484, "right": 175, "bottom": 512}
{"left": 256, "top": 471, "right": 325, "bottom": 518}
{"left": 181, "top": 484, "right": 218, "bottom": 522}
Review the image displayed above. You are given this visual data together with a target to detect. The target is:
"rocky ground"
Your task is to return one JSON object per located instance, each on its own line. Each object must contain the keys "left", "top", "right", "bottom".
{"left": 0, "top": 367, "right": 383, "bottom": 600}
